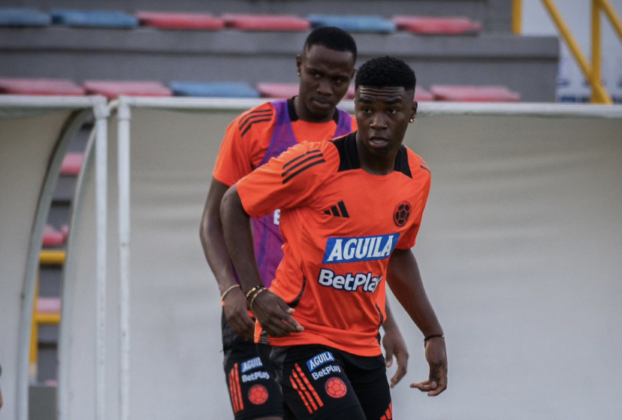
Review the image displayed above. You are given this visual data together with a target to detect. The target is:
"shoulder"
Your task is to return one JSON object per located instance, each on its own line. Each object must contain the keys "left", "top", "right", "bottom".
{"left": 277, "top": 140, "right": 339, "bottom": 183}
{"left": 403, "top": 147, "right": 431, "bottom": 184}
{"left": 231, "top": 102, "right": 276, "bottom": 137}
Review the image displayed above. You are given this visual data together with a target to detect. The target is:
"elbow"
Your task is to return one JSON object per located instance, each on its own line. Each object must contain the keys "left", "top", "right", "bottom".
{"left": 220, "top": 185, "right": 248, "bottom": 228}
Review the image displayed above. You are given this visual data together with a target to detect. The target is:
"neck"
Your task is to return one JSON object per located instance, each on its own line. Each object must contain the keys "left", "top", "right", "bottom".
{"left": 355, "top": 134, "right": 398, "bottom": 175}
{"left": 293, "top": 96, "right": 334, "bottom": 123}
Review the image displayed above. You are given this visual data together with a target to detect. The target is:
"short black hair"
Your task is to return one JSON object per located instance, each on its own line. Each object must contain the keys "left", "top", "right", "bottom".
{"left": 304, "top": 27, "right": 357, "bottom": 61}
{"left": 355, "top": 56, "right": 416, "bottom": 92}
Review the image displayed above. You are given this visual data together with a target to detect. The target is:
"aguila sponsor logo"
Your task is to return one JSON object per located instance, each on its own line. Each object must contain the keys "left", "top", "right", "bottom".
{"left": 241, "top": 357, "right": 263, "bottom": 373}
{"left": 322, "top": 233, "right": 400, "bottom": 264}
{"left": 306, "top": 351, "right": 335, "bottom": 372}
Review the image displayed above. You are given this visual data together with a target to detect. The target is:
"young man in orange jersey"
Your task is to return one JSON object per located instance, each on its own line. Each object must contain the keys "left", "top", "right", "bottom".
{"left": 221, "top": 56, "right": 448, "bottom": 420}
{"left": 200, "top": 29, "right": 409, "bottom": 420}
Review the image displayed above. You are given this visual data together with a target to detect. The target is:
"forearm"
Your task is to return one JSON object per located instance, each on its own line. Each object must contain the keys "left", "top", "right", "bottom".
{"left": 383, "top": 297, "right": 398, "bottom": 330}
{"left": 199, "top": 180, "right": 239, "bottom": 294}
{"left": 220, "top": 185, "right": 263, "bottom": 293}
{"left": 387, "top": 249, "right": 443, "bottom": 337}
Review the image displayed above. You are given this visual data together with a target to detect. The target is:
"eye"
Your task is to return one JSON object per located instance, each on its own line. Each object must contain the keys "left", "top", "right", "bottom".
{"left": 387, "top": 108, "right": 398, "bottom": 115}
{"left": 362, "top": 107, "right": 372, "bottom": 114}
{"left": 333, "top": 77, "right": 345, "bottom": 85}
{"left": 313, "top": 72, "right": 322, "bottom": 79}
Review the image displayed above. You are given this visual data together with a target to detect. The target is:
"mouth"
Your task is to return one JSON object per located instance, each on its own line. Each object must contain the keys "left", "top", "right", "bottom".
{"left": 311, "top": 97, "right": 333, "bottom": 109}
{"left": 368, "top": 136, "right": 390, "bottom": 148}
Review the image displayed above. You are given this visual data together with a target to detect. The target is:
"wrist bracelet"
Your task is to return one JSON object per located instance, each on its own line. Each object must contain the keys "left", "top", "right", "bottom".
{"left": 424, "top": 334, "right": 445, "bottom": 345}
{"left": 245, "top": 285, "right": 266, "bottom": 300}
{"left": 220, "top": 284, "right": 241, "bottom": 302}
{"left": 249, "top": 288, "right": 268, "bottom": 311}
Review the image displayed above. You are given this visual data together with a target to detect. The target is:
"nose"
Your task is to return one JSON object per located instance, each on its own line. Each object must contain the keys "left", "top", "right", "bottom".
{"left": 370, "top": 113, "right": 387, "bottom": 129}
{"left": 316, "top": 79, "right": 332, "bottom": 97}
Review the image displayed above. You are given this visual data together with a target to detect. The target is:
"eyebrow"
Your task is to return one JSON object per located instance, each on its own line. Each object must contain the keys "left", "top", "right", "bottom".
{"left": 358, "top": 96, "right": 403, "bottom": 104}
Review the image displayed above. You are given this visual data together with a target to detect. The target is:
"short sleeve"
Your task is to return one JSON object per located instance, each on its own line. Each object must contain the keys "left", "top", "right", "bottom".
{"left": 396, "top": 173, "right": 431, "bottom": 250}
{"left": 237, "top": 141, "right": 336, "bottom": 218}
{"left": 212, "top": 104, "right": 275, "bottom": 187}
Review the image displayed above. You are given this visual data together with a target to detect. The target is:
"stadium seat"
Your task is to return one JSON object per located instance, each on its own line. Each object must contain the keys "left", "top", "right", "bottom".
{"left": 308, "top": 15, "right": 396, "bottom": 33}
{"left": 82, "top": 80, "right": 172, "bottom": 99}
{"left": 0, "top": 78, "right": 85, "bottom": 96}
{"left": 37, "top": 297, "right": 61, "bottom": 314}
{"left": 171, "top": 82, "right": 259, "bottom": 98}
{"left": 42, "top": 225, "right": 65, "bottom": 247}
{"left": 50, "top": 9, "right": 138, "bottom": 28}
{"left": 60, "top": 225, "right": 69, "bottom": 242}
{"left": 256, "top": 83, "right": 299, "bottom": 98}
{"left": 222, "top": 14, "right": 310, "bottom": 31}
{"left": 0, "top": 8, "right": 51, "bottom": 27}
{"left": 136, "top": 11, "right": 224, "bottom": 30}
{"left": 415, "top": 87, "right": 434, "bottom": 101}
{"left": 430, "top": 85, "right": 521, "bottom": 102}
{"left": 60, "top": 152, "right": 84, "bottom": 176}
{"left": 393, "top": 16, "right": 482, "bottom": 35}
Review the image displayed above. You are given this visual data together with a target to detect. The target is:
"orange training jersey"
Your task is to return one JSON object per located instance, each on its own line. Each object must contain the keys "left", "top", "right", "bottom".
{"left": 236, "top": 132, "right": 431, "bottom": 357}
{"left": 213, "top": 98, "right": 358, "bottom": 187}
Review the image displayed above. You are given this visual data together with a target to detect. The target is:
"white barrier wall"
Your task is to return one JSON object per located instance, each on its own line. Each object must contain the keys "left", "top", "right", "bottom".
{"left": 50, "top": 100, "right": 622, "bottom": 420}
{"left": 0, "top": 96, "right": 105, "bottom": 420}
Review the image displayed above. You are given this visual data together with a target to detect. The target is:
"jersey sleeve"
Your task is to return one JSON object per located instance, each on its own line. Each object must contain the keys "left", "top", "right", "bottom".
{"left": 212, "top": 104, "right": 275, "bottom": 187}
{"left": 237, "top": 141, "right": 336, "bottom": 218}
{"left": 396, "top": 169, "right": 431, "bottom": 250}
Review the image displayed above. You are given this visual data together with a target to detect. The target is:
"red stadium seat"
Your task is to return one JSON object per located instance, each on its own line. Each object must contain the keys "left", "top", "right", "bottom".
{"left": 222, "top": 14, "right": 310, "bottom": 31}
{"left": 43, "top": 225, "right": 65, "bottom": 247}
{"left": 37, "top": 297, "right": 61, "bottom": 314}
{"left": 82, "top": 80, "right": 172, "bottom": 99}
{"left": 256, "top": 83, "right": 299, "bottom": 98}
{"left": 393, "top": 16, "right": 482, "bottom": 35}
{"left": 0, "top": 78, "right": 84, "bottom": 96}
{"left": 60, "top": 152, "right": 83, "bottom": 176}
{"left": 136, "top": 11, "right": 224, "bottom": 30}
{"left": 60, "top": 225, "right": 69, "bottom": 241}
{"left": 415, "top": 87, "right": 434, "bottom": 101}
{"left": 430, "top": 85, "right": 521, "bottom": 102}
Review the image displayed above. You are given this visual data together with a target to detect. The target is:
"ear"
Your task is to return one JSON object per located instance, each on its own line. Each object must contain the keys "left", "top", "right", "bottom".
{"left": 410, "top": 101, "right": 418, "bottom": 121}
{"left": 296, "top": 54, "right": 302, "bottom": 76}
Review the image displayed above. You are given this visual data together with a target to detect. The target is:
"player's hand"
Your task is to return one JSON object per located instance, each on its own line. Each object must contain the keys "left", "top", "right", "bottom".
{"left": 223, "top": 287, "right": 255, "bottom": 342}
{"left": 410, "top": 337, "right": 447, "bottom": 396}
{"left": 251, "top": 290, "right": 304, "bottom": 337}
{"left": 382, "top": 324, "right": 409, "bottom": 388}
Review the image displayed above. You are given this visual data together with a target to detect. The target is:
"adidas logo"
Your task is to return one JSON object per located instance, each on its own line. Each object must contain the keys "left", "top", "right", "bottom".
{"left": 324, "top": 201, "right": 349, "bottom": 218}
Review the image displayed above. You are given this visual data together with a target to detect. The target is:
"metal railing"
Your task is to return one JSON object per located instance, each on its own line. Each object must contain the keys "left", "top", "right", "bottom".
{"left": 513, "top": 0, "right": 622, "bottom": 104}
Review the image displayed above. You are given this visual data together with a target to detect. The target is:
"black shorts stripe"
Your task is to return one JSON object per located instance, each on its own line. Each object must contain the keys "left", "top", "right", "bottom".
{"left": 337, "top": 201, "right": 349, "bottom": 218}
{"left": 282, "top": 154, "right": 324, "bottom": 177}
{"left": 282, "top": 150, "right": 322, "bottom": 170}
{"left": 330, "top": 206, "right": 340, "bottom": 217}
{"left": 240, "top": 110, "right": 272, "bottom": 128}
{"left": 282, "top": 159, "right": 325, "bottom": 184}
{"left": 241, "top": 118, "right": 272, "bottom": 136}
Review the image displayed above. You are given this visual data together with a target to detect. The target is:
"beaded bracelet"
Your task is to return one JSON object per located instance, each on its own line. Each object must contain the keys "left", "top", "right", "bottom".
{"left": 249, "top": 288, "right": 269, "bottom": 311}
{"left": 245, "top": 285, "right": 266, "bottom": 300}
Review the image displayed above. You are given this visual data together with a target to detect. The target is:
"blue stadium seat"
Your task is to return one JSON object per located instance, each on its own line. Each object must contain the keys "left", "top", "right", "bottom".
{"left": 171, "top": 82, "right": 259, "bottom": 98}
{"left": 50, "top": 9, "right": 138, "bottom": 28}
{"left": 308, "top": 15, "right": 395, "bottom": 33}
{"left": 0, "top": 8, "right": 51, "bottom": 27}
